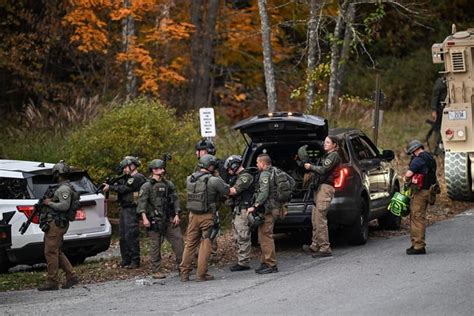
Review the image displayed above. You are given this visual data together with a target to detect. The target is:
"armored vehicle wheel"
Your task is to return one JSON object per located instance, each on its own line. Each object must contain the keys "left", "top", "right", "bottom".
{"left": 445, "top": 152, "right": 473, "bottom": 201}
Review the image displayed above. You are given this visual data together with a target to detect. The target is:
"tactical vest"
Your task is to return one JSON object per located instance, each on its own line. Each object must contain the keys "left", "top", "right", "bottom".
{"left": 232, "top": 169, "right": 256, "bottom": 208}
{"left": 319, "top": 152, "right": 341, "bottom": 186}
{"left": 149, "top": 179, "right": 170, "bottom": 218}
{"left": 186, "top": 172, "right": 211, "bottom": 214}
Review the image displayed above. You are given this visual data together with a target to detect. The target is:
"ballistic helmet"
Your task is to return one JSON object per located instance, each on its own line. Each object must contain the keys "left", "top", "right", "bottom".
{"left": 224, "top": 155, "right": 242, "bottom": 173}
{"left": 52, "top": 160, "right": 70, "bottom": 175}
{"left": 195, "top": 139, "right": 216, "bottom": 155}
{"left": 198, "top": 154, "right": 217, "bottom": 170}
{"left": 148, "top": 159, "right": 165, "bottom": 171}
{"left": 406, "top": 140, "right": 424, "bottom": 155}
{"left": 120, "top": 156, "right": 141, "bottom": 170}
{"left": 297, "top": 145, "right": 309, "bottom": 162}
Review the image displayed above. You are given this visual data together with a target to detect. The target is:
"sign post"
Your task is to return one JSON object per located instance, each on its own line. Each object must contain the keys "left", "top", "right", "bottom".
{"left": 199, "top": 107, "right": 216, "bottom": 138}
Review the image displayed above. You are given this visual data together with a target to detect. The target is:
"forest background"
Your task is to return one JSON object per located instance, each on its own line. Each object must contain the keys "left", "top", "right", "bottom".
{"left": 0, "top": 0, "right": 473, "bottom": 192}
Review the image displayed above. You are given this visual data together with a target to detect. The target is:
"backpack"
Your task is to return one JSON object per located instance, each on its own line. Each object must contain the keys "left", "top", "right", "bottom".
{"left": 271, "top": 167, "right": 296, "bottom": 203}
{"left": 66, "top": 184, "right": 81, "bottom": 222}
{"left": 186, "top": 173, "right": 211, "bottom": 214}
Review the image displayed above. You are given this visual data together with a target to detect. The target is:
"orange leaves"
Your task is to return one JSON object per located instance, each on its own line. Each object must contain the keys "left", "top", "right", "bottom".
{"left": 145, "top": 18, "right": 195, "bottom": 44}
{"left": 117, "top": 42, "right": 159, "bottom": 94}
{"left": 110, "top": 0, "right": 157, "bottom": 21}
{"left": 63, "top": 8, "right": 109, "bottom": 53}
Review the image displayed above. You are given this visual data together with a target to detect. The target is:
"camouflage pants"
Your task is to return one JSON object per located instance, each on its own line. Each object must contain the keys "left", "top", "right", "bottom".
{"left": 410, "top": 190, "right": 429, "bottom": 249}
{"left": 311, "top": 184, "right": 335, "bottom": 253}
{"left": 232, "top": 207, "right": 251, "bottom": 266}
{"left": 148, "top": 222, "right": 184, "bottom": 271}
{"left": 258, "top": 209, "right": 278, "bottom": 267}
{"left": 180, "top": 212, "right": 214, "bottom": 278}
{"left": 44, "top": 221, "right": 75, "bottom": 285}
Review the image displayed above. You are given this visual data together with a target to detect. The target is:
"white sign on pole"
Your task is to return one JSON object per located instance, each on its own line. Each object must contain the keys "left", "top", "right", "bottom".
{"left": 199, "top": 107, "right": 216, "bottom": 137}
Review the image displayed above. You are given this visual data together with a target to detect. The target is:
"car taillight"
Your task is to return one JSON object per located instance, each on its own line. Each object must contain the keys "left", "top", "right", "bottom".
{"left": 17, "top": 206, "right": 40, "bottom": 224}
{"left": 334, "top": 167, "right": 350, "bottom": 188}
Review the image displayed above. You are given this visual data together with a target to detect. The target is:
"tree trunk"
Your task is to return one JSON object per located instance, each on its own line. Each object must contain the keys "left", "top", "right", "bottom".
{"left": 305, "top": 0, "right": 322, "bottom": 113}
{"left": 257, "top": 0, "right": 277, "bottom": 112}
{"left": 334, "top": 3, "right": 355, "bottom": 104}
{"left": 122, "top": 0, "right": 137, "bottom": 100}
{"left": 188, "top": 0, "right": 219, "bottom": 110}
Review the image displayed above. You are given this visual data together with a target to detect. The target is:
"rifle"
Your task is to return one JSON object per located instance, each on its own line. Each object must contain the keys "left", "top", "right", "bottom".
{"left": 209, "top": 211, "right": 220, "bottom": 240}
{"left": 19, "top": 185, "right": 57, "bottom": 235}
{"left": 95, "top": 173, "right": 128, "bottom": 197}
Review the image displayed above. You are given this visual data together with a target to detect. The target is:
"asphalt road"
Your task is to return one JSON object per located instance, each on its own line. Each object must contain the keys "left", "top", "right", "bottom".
{"left": 1, "top": 210, "right": 474, "bottom": 315}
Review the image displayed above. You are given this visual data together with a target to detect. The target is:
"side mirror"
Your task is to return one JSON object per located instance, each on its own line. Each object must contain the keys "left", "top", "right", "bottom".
{"left": 381, "top": 149, "right": 395, "bottom": 161}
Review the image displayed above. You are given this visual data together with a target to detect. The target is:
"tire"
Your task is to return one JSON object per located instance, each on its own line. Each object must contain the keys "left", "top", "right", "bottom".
{"left": 0, "top": 249, "right": 11, "bottom": 273}
{"left": 445, "top": 152, "right": 473, "bottom": 201}
{"left": 379, "top": 183, "right": 402, "bottom": 230}
{"left": 68, "top": 254, "right": 86, "bottom": 266}
{"left": 347, "top": 199, "right": 369, "bottom": 246}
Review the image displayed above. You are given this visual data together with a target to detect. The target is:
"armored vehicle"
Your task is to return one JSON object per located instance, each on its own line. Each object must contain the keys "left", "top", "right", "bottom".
{"left": 432, "top": 26, "right": 474, "bottom": 200}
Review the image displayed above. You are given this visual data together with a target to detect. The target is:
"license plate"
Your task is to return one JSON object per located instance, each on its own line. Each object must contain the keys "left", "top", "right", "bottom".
{"left": 75, "top": 209, "right": 86, "bottom": 221}
{"left": 448, "top": 110, "right": 467, "bottom": 120}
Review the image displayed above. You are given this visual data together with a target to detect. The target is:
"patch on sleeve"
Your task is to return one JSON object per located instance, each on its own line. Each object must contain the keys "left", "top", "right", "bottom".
{"left": 139, "top": 188, "right": 144, "bottom": 197}
{"left": 241, "top": 177, "right": 248, "bottom": 183}
{"left": 262, "top": 178, "right": 269, "bottom": 184}
{"left": 127, "top": 178, "right": 135, "bottom": 185}
{"left": 62, "top": 192, "right": 69, "bottom": 200}
{"left": 324, "top": 159, "right": 332, "bottom": 166}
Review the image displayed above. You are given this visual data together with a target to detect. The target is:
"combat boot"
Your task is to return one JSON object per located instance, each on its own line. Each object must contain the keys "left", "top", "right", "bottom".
{"left": 312, "top": 251, "right": 333, "bottom": 259}
{"left": 152, "top": 271, "right": 166, "bottom": 279}
{"left": 229, "top": 263, "right": 251, "bottom": 272}
{"left": 255, "top": 264, "right": 278, "bottom": 274}
{"left": 180, "top": 274, "right": 190, "bottom": 282}
{"left": 62, "top": 276, "right": 80, "bottom": 289}
{"left": 196, "top": 273, "right": 214, "bottom": 282}
{"left": 38, "top": 282, "right": 59, "bottom": 291}
{"left": 126, "top": 262, "right": 140, "bottom": 269}
{"left": 406, "top": 247, "right": 426, "bottom": 255}
{"left": 302, "top": 244, "right": 318, "bottom": 253}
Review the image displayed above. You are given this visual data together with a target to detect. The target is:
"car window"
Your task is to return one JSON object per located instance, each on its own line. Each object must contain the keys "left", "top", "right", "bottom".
{"left": 0, "top": 178, "right": 29, "bottom": 199}
{"left": 31, "top": 172, "right": 98, "bottom": 198}
{"left": 350, "top": 136, "right": 377, "bottom": 160}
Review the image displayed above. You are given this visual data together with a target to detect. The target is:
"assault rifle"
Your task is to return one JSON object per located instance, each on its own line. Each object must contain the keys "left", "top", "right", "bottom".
{"left": 95, "top": 173, "right": 128, "bottom": 198}
{"left": 19, "top": 185, "right": 57, "bottom": 235}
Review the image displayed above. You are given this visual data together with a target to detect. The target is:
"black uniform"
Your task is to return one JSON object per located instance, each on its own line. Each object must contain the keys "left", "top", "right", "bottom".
{"left": 109, "top": 172, "right": 147, "bottom": 266}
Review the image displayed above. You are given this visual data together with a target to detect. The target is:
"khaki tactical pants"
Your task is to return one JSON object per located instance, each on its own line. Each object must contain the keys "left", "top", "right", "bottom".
{"left": 410, "top": 189, "right": 429, "bottom": 249}
{"left": 44, "top": 221, "right": 75, "bottom": 285}
{"left": 311, "top": 184, "right": 335, "bottom": 253}
{"left": 258, "top": 209, "right": 278, "bottom": 267}
{"left": 232, "top": 207, "right": 251, "bottom": 266}
{"left": 180, "top": 212, "right": 214, "bottom": 278}
{"left": 148, "top": 222, "right": 184, "bottom": 271}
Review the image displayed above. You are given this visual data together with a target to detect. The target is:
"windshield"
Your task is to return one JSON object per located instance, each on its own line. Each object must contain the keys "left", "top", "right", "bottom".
{"left": 31, "top": 172, "right": 98, "bottom": 198}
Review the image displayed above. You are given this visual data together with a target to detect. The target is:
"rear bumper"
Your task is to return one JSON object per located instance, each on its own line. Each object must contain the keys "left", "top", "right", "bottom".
{"left": 274, "top": 196, "right": 359, "bottom": 232}
{"left": 7, "top": 234, "right": 111, "bottom": 265}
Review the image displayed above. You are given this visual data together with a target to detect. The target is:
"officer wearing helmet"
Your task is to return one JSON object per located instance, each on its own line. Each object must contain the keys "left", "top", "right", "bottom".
{"left": 194, "top": 138, "right": 228, "bottom": 262}
{"left": 403, "top": 139, "right": 438, "bottom": 255}
{"left": 103, "top": 156, "right": 146, "bottom": 268}
{"left": 180, "top": 154, "right": 231, "bottom": 282}
{"left": 137, "top": 158, "right": 184, "bottom": 279}
{"left": 225, "top": 155, "right": 255, "bottom": 272}
{"left": 37, "top": 161, "right": 79, "bottom": 291}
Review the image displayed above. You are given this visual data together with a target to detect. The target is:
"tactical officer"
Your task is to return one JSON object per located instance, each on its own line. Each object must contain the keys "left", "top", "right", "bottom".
{"left": 180, "top": 155, "right": 230, "bottom": 282}
{"left": 225, "top": 155, "right": 255, "bottom": 272}
{"left": 103, "top": 156, "right": 146, "bottom": 268}
{"left": 430, "top": 76, "right": 447, "bottom": 154}
{"left": 246, "top": 153, "right": 279, "bottom": 274}
{"left": 403, "top": 139, "right": 437, "bottom": 255}
{"left": 194, "top": 139, "right": 227, "bottom": 262}
{"left": 38, "top": 161, "right": 79, "bottom": 291}
{"left": 431, "top": 76, "right": 447, "bottom": 128}
{"left": 137, "top": 159, "right": 184, "bottom": 279}
{"left": 302, "top": 136, "right": 341, "bottom": 258}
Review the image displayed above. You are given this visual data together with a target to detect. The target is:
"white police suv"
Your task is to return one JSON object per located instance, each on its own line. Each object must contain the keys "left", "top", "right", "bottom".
{"left": 0, "top": 159, "right": 112, "bottom": 272}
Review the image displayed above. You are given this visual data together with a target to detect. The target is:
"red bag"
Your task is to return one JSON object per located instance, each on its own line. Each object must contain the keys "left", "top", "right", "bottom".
{"left": 411, "top": 174, "right": 424, "bottom": 191}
